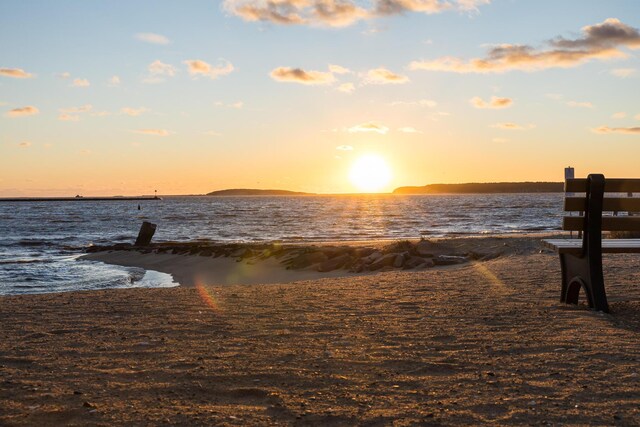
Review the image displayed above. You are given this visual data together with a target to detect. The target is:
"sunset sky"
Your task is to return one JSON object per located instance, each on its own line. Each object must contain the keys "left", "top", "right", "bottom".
{"left": 1, "top": 0, "right": 640, "bottom": 196}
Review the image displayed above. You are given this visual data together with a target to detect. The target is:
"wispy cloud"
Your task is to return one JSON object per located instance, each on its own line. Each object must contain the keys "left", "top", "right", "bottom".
{"left": 108, "top": 75, "right": 121, "bottom": 86}
{"left": 184, "top": 59, "right": 234, "bottom": 80}
{"left": 18, "top": 141, "right": 32, "bottom": 148}
{"left": 329, "top": 64, "right": 351, "bottom": 74}
{"left": 410, "top": 18, "right": 640, "bottom": 73}
{"left": 5, "top": 106, "right": 39, "bottom": 118}
{"left": 337, "top": 82, "right": 355, "bottom": 93}
{"left": 204, "top": 131, "right": 222, "bottom": 137}
{"left": 143, "top": 60, "right": 177, "bottom": 84}
{"left": 135, "top": 32, "right": 170, "bottom": 45}
{"left": 566, "top": 100, "right": 594, "bottom": 108}
{"left": 270, "top": 67, "right": 335, "bottom": 85}
{"left": 610, "top": 68, "right": 636, "bottom": 78}
{"left": 60, "top": 104, "right": 92, "bottom": 113}
{"left": 0, "top": 68, "right": 34, "bottom": 79}
{"left": 592, "top": 126, "right": 640, "bottom": 135}
{"left": 491, "top": 122, "right": 534, "bottom": 130}
{"left": 612, "top": 112, "right": 627, "bottom": 119}
{"left": 121, "top": 107, "right": 148, "bottom": 116}
{"left": 391, "top": 99, "right": 438, "bottom": 108}
{"left": 223, "top": 0, "right": 490, "bottom": 28}
{"left": 72, "top": 78, "right": 90, "bottom": 87}
{"left": 470, "top": 96, "right": 513, "bottom": 109}
{"left": 348, "top": 122, "right": 389, "bottom": 134}
{"left": 214, "top": 101, "right": 244, "bottom": 109}
{"left": 58, "top": 113, "right": 80, "bottom": 121}
{"left": 364, "top": 67, "right": 409, "bottom": 84}
{"left": 336, "top": 145, "right": 354, "bottom": 151}
{"left": 133, "top": 129, "right": 172, "bottom": 136}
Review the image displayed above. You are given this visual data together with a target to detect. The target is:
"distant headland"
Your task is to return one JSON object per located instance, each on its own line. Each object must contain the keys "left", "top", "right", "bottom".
{"left": 392, "top": 182, "right": 563, "bottom": 195}
{"left": 206, "top": 189, "right": 313, "bottom": 196}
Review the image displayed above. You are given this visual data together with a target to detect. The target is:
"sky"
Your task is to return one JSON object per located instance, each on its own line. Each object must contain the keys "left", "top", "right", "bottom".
{"left": 1, "top": 0, "right": 640, "bottom": 196}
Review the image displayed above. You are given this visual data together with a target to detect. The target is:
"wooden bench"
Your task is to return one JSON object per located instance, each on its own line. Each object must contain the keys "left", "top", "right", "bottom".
{"left": 543, "top": 174, "right": 640, "bottom": 313}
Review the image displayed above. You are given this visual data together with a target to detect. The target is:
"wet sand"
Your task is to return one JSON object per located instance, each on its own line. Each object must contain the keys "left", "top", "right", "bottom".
{"left": 1, "top": 237, "right": 640, "bottom": 425}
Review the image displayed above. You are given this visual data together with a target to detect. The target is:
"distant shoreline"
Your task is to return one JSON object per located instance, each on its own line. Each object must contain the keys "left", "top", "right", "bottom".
{"left": 0, "top": 196, "right": 162, "bottom": 202}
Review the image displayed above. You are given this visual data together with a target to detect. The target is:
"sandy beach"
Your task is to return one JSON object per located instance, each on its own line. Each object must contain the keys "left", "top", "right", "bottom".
{"left": 1, "top": 236, "right": 640, "bottom": 425}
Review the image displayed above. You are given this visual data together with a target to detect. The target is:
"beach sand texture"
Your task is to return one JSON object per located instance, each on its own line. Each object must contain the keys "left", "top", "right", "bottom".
{"left": 1, "top": 241, "right": 640, "bottom": 425}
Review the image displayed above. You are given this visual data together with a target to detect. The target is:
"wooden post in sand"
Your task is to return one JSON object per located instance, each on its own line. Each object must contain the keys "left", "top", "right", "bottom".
{"left": 135, "top": 221, "right": 157, "bottom": 246}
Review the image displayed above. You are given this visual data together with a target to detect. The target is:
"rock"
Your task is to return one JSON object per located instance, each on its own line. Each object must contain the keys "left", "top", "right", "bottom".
{"left": 433, "top": 255, "right": 467, "bottom": 266}
{"left": 421, "top": 258, "right": 435, "bottom": 268}
{"left": 404, "top": 256, "right": 428, "bottom": 269}
{"left": 415, "top": 240, "right": 437, "bottom": 257}
{"left": 83, "top": 401, "right": 96, "bottom": 408}
{"left": 393, "top": 252, "right": 408, "bottom": 268}
{"left": 353, "top": 247, "right": 376, "bottom": 258}
{"left": 362, "top": 251, "right": 383, "bottom": 264}
{"left": 317, "top": 254, "right": 351, "bottom": 272}
{"left": 230, "top": 248, "right": 252, "bottom": 258}
{"left": 288, "top": 251, "right": 328, "bottom": 269}
{"left": 368, "top": 253, "right": 397, "bottom": 271}
{"left": 199, "top": 249, "right": 213, "bottom": 257}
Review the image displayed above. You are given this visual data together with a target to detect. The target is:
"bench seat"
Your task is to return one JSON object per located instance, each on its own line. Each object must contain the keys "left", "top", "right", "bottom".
{"left": 543, "top": 238, "right": 640, "bottom": 254}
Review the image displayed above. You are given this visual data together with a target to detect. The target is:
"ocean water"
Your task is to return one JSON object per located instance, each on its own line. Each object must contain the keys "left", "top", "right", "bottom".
{"left": 0, "top": 193, "right": 564, "bottom": 295}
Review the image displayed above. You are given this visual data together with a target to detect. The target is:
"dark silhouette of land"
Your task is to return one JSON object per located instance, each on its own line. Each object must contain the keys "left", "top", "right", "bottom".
{"left": 207, "top": 189, "right": 313, "bottom": 196}
{"left": 393, "top": 182, "right": 563, "bottom": 194}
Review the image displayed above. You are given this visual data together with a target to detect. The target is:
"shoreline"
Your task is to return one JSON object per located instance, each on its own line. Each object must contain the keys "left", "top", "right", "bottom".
{"left": 81, "top": 234, "right": 561, "bottom": 287}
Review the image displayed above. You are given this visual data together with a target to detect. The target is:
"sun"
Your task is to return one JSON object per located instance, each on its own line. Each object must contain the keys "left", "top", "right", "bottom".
{"left": 349, "top": 154, "right": 392, "bottom": 193}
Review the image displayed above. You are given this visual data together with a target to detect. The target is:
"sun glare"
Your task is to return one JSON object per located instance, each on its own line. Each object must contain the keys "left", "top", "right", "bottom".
{"left": 349, "top": 154, "right": 392, "bottom": 193}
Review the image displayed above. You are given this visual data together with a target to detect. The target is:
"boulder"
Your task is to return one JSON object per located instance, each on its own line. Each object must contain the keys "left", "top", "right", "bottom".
{"left": 393, "top": 252, "right": 409, "bottom": 268}
{"left": 433, "top": 255, "right": 467, "bottom": 266}
{"left": 415, "top": 240, "right": 437, "bottom": 257}
{"left": 362, "top": 251, "right": 383, "bottom": 265}
{"left": 368, "top": 253, "right": 397, "bottom": 271}
{"left": 404, "top": 256, "right": 428, "bottom": 269}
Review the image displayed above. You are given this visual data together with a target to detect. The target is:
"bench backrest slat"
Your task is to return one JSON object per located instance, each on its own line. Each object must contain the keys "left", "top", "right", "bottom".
{"left": 563, "top": 216, "right": 640, "bottom": 231}
{"left": 565, "top": 178, "right": 640, "bottom": 193}
{"left": 564, "top": 197, "right": 640, "bottom": 212}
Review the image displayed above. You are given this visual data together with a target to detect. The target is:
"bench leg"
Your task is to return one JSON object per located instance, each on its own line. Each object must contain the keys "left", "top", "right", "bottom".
{"left": 559, "top": 253, "right": 609, "bottom": 313}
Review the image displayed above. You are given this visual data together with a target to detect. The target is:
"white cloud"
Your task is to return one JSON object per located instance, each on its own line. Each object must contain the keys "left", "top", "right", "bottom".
{"left": 121, "top": 107, "right": 148, "bottom": 116}
{"left": 143, "top": 60, "right": 177, "bottom": 83}
{"left": 364, "top": 67, "right": 409, "bottom": 84}
{"left": 72, "top": 78, "right": 90, "bottom": 87}
{"left": 0, "top": 68, "right": 34, "bottom": 79}
{"left": 270, "top": 67, "right": 335, "bottom": 85}
{"left": 491, "top": 122, "right": 534, "bottom": 130}
{"left": 566, "top": 101, "right": 594, "bottom": 108}
{"left": 611, "top": 112, "right": 627, "bottom": 119}
{"left": 410, "top": 19, "right": 640, "bottom": 73}
{"left": 135, "top": 33, "right": 170, "bottom": 45}
{"left": 223, "top": 0, "right": 491, "bottom": 28}
{"left": 336, "top": 145, "right": 354, "bottom": 151}
{"left": 348, "top": 122, "right": 389, "bottom": 134}
{"left": 108, "top": 75, "right": 121, "bottom": 86}
{"left": 60, "top": 104, "right": 92, "bottom": 113}
{"left": 329, "top": 64, "right": 351, "bottom": 74}
{"left": 58, "top": 113, "right": 80, "bottom": 121}
{"left": 133, "top": 129, "right": 172, "bottom": 136}
{"left": 184, "top": 59, "right": 234, "bottom": 80}
{"left": 470, "top": 96, "right": 513, "bottom": 109}
{"left": 337, "top": 83, "right": 355, "bottom": 94}
{"left": 592, "top": 126, "right": 640, "bottom": 135}
{"left": 391, "top": 99, "right": 438, "bottom": 108}
{"left": 5, "top": 106, "right": 39, "bottom": 117}
{"left": 611, "top": 68, "right": 636, "bottom": 78}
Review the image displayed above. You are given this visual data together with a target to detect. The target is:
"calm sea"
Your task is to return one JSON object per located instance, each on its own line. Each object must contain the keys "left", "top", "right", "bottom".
{"left": 0, "top": 194, "right": 564, "bottom": 295}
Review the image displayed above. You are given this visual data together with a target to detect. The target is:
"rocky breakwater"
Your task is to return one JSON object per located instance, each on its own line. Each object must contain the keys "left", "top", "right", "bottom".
{"left": 86, "top": 239, "right": 498, "bottom": 274}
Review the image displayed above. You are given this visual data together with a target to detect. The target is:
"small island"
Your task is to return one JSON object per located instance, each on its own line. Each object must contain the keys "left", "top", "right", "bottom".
{"left": 206, "top": 189, "right": 313, "bottom": 196}
{"left": 393, "top": 181, "right": 564, "bottom": 194}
